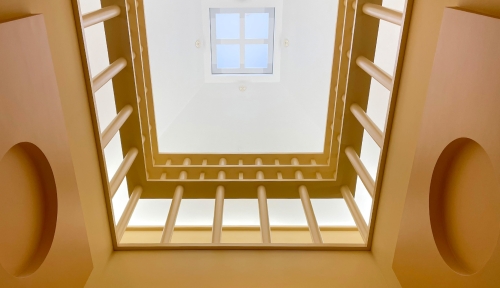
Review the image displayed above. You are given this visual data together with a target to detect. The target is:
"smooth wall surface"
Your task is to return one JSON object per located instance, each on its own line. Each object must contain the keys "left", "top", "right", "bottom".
{"left": 0, "top": 1, "right": 113, "bottom": 287}
{"left": 1, "top": 0, "right": 500, "bottom": 287}
{"left": 393, "top": 8, "right": 500, "bottom": 286}
{"left": 371, "top": 0, "right": 500, "bottom": 287}
{"left": 0, "top": 14, "right": 93, "bottom": 287}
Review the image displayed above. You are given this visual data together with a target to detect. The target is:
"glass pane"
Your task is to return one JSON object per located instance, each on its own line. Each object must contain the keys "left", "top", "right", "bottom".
{"left": 245, "top": 44, "right": 269, "bottom": 68}
{"left": 216, "top": 44, "right": 240, "bottom": 69}
{"left": 215, "top": 13, "right": 240, "bottom": 39}
{"left": 245, "top": 13, "right": 269, "bottom": 39}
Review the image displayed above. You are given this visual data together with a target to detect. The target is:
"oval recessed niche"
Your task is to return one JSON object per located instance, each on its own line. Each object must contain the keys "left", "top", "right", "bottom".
{"left": 0, "top": 143, "right": 57, "bottom": 277}
{"left": 430, "top": 138, "right": 500, "bottom": 275}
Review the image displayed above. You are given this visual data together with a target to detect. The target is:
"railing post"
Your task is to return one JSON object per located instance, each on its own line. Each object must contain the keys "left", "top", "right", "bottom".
{"left": 109, "top": 147, "right": 138, "bottom": 198}
{"left": 341, "top": 186, "right": 369, "bottom": 242}
{"left": 350, "top": 103, "right": 384, "bottom": 147}
{"left": 160, "top": 171, "right": 187, "bottom": 243}
{"left": 345, "top": 146, "right": 375, "bottom": 197}
{"left": 299, "top": 185, "right": 323, "bottom": 244}
{"left": 356, "top": 56, "right": 393, "bottom": 91}
{"left": 212, "top": 160, "right": 226, "bottom": 244}
{"left": 101, "top": 105, "right": 133, "bottom": 148}
{"left": 115, "top": 186, "right": 142, "bottom": 242}
{"left": 212, "top": 186, "right": 225, "bottom": 244}
{"left": 256, "top": 171, "right": 271, "bottom": 243}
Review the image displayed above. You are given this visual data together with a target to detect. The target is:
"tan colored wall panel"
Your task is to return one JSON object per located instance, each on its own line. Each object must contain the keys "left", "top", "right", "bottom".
{"left": 0, "top": 15, "right": 92, "bottom": 287}
{"left": 0, "top": 143, "right": 57, "bottom": 277}
{"left": 121, "top": 226, "right": 363, "bottom": 245}
{"left": 393, "top": 8, "right": 500, "bottom": 287}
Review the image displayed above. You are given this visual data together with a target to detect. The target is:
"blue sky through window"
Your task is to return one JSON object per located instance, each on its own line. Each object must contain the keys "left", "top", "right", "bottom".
{"left": 211, "top": 8, "right": 274, "bottom": 74}
{"left": 215, "top": 13, "right": 240, "bottom": 39}
{"left": 245, "top": 13, "right": 269, "bottom": 39}
{"left": 217, "top": 44, "right": 240, "bottom": 69}
{"left": 245, "top": 44, "right": 268, "bottom": 68}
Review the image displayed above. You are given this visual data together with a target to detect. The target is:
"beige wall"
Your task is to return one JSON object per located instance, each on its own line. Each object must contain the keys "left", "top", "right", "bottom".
{"left": 371, "top": 0, "right": 500, "bottom": 287}
{"left": 0, "top": 1, "right": 113, "bottom": 287}
{"left": 0, "top": 1, "right": 387, "bottom": 287}
{"left": 2, "top": 0, "right": 500, "bottom": 287}
{"left": 121, "top": 227, "right": 364, "bottom": 244}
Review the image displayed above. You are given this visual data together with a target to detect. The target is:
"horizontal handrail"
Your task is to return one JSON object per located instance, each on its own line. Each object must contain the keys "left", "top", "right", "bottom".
{"left": 82, "top": 5, "right": 121, "bottom": 28}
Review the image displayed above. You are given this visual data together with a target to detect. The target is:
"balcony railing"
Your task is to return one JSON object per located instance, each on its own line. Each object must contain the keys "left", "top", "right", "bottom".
{"left": 73, "top": 0, "right": 413, "bottom": 249}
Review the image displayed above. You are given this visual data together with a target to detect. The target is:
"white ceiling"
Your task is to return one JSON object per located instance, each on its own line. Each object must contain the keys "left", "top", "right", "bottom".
{"left": 143, "top": 0, "right": 338, "bottom": 153}
{"left": 80, "top": 0, "right": 405, "bottom": 228}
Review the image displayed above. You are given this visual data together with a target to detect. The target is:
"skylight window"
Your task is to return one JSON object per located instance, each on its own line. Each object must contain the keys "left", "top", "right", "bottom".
{"left": 210, "top": 8, "right": 275, "bottom": 74}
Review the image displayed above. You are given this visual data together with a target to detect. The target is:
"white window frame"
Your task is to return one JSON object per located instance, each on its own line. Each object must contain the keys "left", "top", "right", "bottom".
{"left": 202, "top": 0, "right": 283, "bottom": 83}
{"left": 210, "top": 8, "right": 275, "bottom": 74}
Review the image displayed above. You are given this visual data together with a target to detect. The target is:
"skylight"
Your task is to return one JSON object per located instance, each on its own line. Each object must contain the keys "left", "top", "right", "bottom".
{"left": 210, "top": 8, "right": 275, "bottom": 74}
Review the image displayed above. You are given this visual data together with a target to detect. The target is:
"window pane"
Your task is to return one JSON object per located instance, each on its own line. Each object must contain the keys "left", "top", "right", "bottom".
{"left": 245, "top": 44, "right": 268, "bottom": 68}
{"left": 216, "top": 44, "right": 240, "bottom": 69}
{"left": 215, "top": 13, "right": 240, "bottom": 39}
{"left": 245, "top": 13, "right": 269, "bottom": 39}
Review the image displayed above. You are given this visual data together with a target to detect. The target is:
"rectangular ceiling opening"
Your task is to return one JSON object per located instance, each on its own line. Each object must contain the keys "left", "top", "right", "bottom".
{"left": 210, "top": 8, "right": 275, "bottom": 74}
